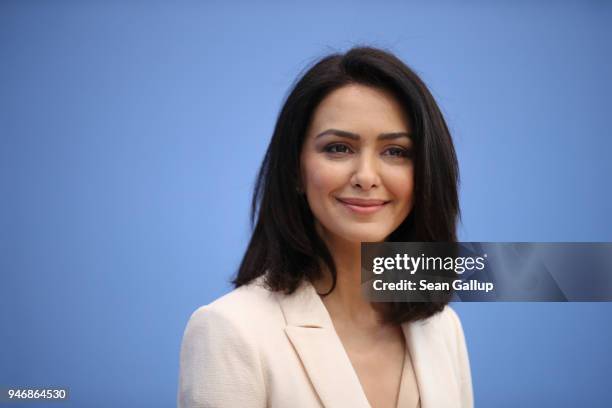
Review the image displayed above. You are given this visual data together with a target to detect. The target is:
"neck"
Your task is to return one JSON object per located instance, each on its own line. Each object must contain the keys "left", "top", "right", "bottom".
{"left": 312, "top": 224, "right": 383, "bottom": 328}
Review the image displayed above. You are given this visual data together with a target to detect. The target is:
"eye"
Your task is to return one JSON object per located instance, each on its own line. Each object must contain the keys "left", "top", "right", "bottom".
{"left": 384, "top": 147, "right": 412, "bottom": 158}
{"left": 324, "top": 143, "right": 353, "bottom": 154}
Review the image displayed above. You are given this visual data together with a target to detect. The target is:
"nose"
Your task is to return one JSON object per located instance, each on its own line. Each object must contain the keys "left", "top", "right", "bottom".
{"left": 350, "top": 153, "right": 381, "bottom": 191}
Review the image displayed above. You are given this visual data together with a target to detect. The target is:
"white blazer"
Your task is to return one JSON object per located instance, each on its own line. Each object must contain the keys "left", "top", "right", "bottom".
{"left": 178, "top": 276, "right": 473, "bottom": 408}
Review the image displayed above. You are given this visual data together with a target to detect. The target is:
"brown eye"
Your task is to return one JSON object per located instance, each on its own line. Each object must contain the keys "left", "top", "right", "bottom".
{"left": 324, "top": 144, "right": 352, "bottom": 154}
{"left": 384, "top": 147, "right": 412, "bottom": 158}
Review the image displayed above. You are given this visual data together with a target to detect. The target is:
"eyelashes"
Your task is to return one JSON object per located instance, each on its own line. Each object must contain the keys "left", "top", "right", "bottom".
{"left": 324, "top": 144, "right": 352, "bottom": 154}
{"left": 323, "top": 143, "right": 414, "bottom": 159}
{"left": 385, "top": 147, "right": 413, "bottom": 158}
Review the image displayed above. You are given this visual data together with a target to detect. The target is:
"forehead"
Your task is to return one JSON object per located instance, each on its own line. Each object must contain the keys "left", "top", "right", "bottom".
{"left": 308, "top": 84, "right": 411, "bottom": 136}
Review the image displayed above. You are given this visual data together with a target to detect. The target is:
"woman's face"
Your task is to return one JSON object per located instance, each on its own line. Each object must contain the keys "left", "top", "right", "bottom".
{"left": 300, "top": 84, "right": 414, "bottom": 245}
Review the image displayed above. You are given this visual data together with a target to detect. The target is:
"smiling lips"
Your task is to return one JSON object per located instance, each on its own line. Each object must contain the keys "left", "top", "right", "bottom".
{"left": 336, "top": 197, "right": 390, "bottom": 214}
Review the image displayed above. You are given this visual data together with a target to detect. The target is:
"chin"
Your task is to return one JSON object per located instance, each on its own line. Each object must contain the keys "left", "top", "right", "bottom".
{"left": 340, "top": 228, "right": 390, "bottom": 244}
{"left": 317, "top": 220, "right": 392, "bottom": 245}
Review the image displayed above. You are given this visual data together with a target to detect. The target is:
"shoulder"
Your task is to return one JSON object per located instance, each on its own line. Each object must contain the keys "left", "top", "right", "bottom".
{"left": 417, "top": 305, "right": 465, "bottom": 337}
{"left": 438, "top": 305, "right": 465, "bottom": 333}
{"left": 184, "top": 276, "right": 283, "bottom": 341}
{"left": 409, "top": 305, "right": 469, "bottom": 363}
{"left": 178, "top": 277, "right": 273, "bottom": 407}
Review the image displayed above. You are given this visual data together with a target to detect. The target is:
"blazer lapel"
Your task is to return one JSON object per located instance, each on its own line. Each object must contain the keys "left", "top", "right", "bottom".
{"left": 277, "top": 280, "right": 371, "bottom": 408}
{"left": 402, "top": 318, "right": 460, "bottom": 408}
{"left": 276, "top": 277, "right": 460, "bottom": 408}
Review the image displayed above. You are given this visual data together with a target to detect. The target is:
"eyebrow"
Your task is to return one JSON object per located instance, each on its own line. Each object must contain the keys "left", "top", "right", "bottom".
{"left": 314, "top": 128, "right": 411, "bottom": 141}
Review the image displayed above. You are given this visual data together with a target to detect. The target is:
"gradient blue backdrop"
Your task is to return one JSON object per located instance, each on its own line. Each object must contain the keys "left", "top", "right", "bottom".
{"left": 2, "top": 1, "right": 611, "bottom": 407}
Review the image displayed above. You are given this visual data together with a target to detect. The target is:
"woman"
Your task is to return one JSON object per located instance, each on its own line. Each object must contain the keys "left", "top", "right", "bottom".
{"left": 178, "top": 46, "right": 473, "bottom": 408}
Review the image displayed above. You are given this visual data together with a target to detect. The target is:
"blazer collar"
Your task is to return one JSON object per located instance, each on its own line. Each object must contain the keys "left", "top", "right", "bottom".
{"left": 275, "top": 277, "right": 460, "bottom": 408}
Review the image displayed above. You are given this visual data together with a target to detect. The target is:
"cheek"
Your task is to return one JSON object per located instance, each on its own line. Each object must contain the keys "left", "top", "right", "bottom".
{"left": 304, "top": 161, "right": 348, "bottom": 194}
{"left": 386, "top": 166, "right": 415, "bottom": 205}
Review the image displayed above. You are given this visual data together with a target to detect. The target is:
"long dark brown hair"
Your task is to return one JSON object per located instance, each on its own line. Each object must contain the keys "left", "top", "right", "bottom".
{"left": 232, "top": 46, "right": 460, "bottom": 324}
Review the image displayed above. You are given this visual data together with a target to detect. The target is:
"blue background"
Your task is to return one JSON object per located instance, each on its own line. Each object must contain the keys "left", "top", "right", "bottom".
{"left": 2, "top": 1, "right": 611, "bottom": 407}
